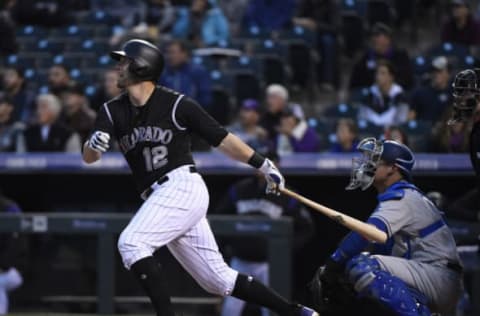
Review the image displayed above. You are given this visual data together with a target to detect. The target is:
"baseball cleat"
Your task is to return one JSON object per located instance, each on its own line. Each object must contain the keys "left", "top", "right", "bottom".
{"left": 299, "top": 305, "right": 320, "bottom": 316}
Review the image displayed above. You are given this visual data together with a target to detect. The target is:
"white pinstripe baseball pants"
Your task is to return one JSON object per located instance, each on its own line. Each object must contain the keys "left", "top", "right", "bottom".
{"left": 118, "top": 165, "right": 239, "bottom": 296}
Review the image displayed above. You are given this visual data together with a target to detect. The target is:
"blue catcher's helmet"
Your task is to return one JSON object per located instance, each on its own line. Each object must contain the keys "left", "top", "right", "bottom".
{"left": 346, "top": 138, "right": 415, "bottom": 190}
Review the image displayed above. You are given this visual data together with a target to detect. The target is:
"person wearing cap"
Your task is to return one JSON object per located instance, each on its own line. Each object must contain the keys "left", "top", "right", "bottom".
{"left": 311, "top": 138, "right": 463, "bottom": 315}
{"left": 276, "top": 104, "right": 320, "bottom": 154}
{"left": 227, "top": 99, "right": 267, "bottom": 148}
{"left": 441, "top": 0, "right": 480, "bottom": 46}
{"left": 159, "top": 40, "right": 212, "bottom": 107}
{"left": 260, "top": 84, "right": 302, "bottom": 140}
{"left": 350, "top": 22, "right": 413, "bottom": 90}
{"left": 356, "top": 60, "right": 410, "bottom": 127}
{"left": 410, "top": 56, "right": 453, "bottom": 122}
{"left": 217, "top": 148, "right": 315, "bottom": 316}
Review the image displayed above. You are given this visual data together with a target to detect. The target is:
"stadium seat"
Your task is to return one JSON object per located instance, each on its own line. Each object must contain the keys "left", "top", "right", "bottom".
{"left": 38, "top": 54, "right": 83, "bottom": 69}
{"left": 226, "top": 55, "right": 261, "bottom": 74}
{"left": 27, "top": 39, "right": 65, "bottom": 54}
{"left": 15, "top": 25, "right": 48, "bottom": 39}
{"left": 78, "top": 39, "right": 110, "bottom": 54}
{"left": 279, "top": 26, "right": 316, "bottom": 47}
{"left": 76, "top": 10, "right": 121, "bottom": 26}
{"left": 428, "top": 42, "right": 469, "bottom": 68}
{"left": 4, "top": 54, "right": 37, "bottom": 68}
{"left": 357, "top": 119, "right": 384, "bottom": 138}
{"left": 341, "top": 0, "right": 368, "bottom": 16}
{"left": 254, "top": 39, "right": 287, "bottom": 58}
{"left": 49, "top": 25, "right": 94, "bottom": 39}
{"left": 400, "top": 120, "right": 432, "bottom": 152}
{"left": 191, "top": 55, "right": 218, "bottom": 71}
{"left": 238, "top": 25, "right": 272, "bottom": 40}
{"left": 209, "top": 69, "right": 234, "bottom": 91}
{"left": 96, "top": 54, "right": 116, "bottom": 69}
{"left": 324, "top": 103, "right": 358, "bottom": 119}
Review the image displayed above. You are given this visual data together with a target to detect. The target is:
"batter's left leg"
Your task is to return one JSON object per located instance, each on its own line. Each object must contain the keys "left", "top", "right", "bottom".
{"left": 167, "top": 217, "right": 315, "bottom": 316}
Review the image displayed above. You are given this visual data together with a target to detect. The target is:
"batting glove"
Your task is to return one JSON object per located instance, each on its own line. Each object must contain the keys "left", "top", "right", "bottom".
{"left": 259, "top": 158, "right": 285, "bottom": 195}
{"left": 87, "top": 131, "right": 110, "bottom": 153}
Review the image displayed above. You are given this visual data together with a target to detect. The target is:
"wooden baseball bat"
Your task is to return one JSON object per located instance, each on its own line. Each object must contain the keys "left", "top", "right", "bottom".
{"left": 279, "top": 187, "right": 387, "bottom": 244}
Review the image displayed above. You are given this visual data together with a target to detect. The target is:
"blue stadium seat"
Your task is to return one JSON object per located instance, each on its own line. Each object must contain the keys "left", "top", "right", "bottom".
{"left": 308, "top": 118, "right": 335, "bottom": 137}
{"left": 96, "top": 54, "right": 116, "bottom": 69}
{"left": 357, "top": 119, "right": 384, "bottom": 138}
{"left": 79, "top": 39, "right": 110, "bottom": 53}
{"left": 279, "top": 26, "right": 316, "bottom": 46}
{"left": 400, "top": 120, "right": 432, "bottom": 152}
{"left": 341, "top": 0, "right": 368, "bottom": 15}
{"left": 210, "top": 69, "right": 234, "bottom": 91}
{"left": 227, "top": 55, "right": 261, "bottom": 74}
{"left": 428, "top": 42, "right": 469, "bottom": 66}
{"left": 77, "top": 10, "right": 121, "bottom": 25}
{"left": 38, "top": 54, "right": 83, "bottom": 69}
{"left": 238, "top": 25, "right": 272, "bottom": 40}
{"left": 254, "top": 39, "right": 287, "bottom": 57}
{"left": 4, "top": 54, "right": 36, "bottom": 68}
{"left": 15, "top": 25, "right": 48, "bottom": 38}
{"left": 234, "top": 72, "right": 261, "bottom": 107}
{"left": 191, "top": 55, "right": 217, "bottom": 71}
{"left": 31, "top": 39, "right": 65, "bottom": 54}
{"left": 49, "top": 25, "right": 94, "bottom": 39}
{"left": 261, "top": 56, "right": 287, "bottom": 85}
{"left": 325, "top": 103, "right": 358, "bottom": 119}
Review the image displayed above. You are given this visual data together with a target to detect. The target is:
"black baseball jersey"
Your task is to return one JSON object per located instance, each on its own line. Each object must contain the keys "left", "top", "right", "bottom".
{"left": 93, "top": 86, "right": 228, "bottom": 193}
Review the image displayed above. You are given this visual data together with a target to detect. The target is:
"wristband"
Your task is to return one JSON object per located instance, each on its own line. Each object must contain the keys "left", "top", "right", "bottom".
{"left": 247, "top": 151, "right": 266, "bottom": 169}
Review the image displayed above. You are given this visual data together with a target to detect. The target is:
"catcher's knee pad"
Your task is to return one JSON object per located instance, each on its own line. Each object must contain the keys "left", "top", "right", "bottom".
{"left": 346, "top": 254, "right": 430, "bottom": 316}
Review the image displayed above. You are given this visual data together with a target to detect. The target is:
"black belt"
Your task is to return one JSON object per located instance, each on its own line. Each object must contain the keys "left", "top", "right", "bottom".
{"left": 446, "top": 262, "right": 463, "bottom": 274}
{"left": 141, "top": 166, "right": 197, "bottom": 200}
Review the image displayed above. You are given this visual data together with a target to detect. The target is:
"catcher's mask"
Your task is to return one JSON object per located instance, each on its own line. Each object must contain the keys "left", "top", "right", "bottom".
{"left": 346, "top": 138, "right": 415, "bottom": 191}
{"left": 449, "top": 68, "right": 480, "bottom": 125}
{"left": 346, "top": 138, "right": 383, "bottom": 191}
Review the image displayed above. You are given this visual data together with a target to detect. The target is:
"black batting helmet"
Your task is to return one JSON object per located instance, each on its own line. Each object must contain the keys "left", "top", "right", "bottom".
{"left": 450, "top": 68, "right": 480, "bottom": 124}
{"left": 110, "top": 39, "right": 164, "bottom": 82}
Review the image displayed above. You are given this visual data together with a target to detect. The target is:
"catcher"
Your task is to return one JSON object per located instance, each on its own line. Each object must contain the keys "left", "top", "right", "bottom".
{"left": 310, "top": 138, "right": 463, "bottom": 316}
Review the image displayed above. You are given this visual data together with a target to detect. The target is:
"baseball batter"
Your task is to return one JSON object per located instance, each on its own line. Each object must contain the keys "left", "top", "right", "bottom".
{"left": 313, "top": 138, "right": 463, "bottom": 316}
{"left": 82, "top": 39, "right": 318, "bottom": 316}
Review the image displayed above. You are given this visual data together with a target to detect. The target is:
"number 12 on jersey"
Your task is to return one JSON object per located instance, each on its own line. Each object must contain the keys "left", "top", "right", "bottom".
{"left": 143, "top": 145, "right": 168, "bottom": 171}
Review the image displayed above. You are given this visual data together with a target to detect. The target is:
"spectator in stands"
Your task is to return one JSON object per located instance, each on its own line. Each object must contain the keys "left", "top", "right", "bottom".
{"left": 62, "top": 85, "right": 96, "bottom": 144}
{"left": 216, "top": 149, "right": 314, "bottom": 316}
{"left": 89, "top": 69, "right": 122, "bottom": 111}
{"left": 0, "top": 189, "right": 25, "bottom": 315}
{"left": 294, "top": 0, "right": 340, "bottom": 90}
{"left": 160, "top": 40, "right": 212, "bottom": 106}
{"left": 410, "top": 56, "right": 453, "bottom": 122}
{"left": 329, "top": 118, "right": 359, "bottom": 153}
{"left": 276, "top": 104, "right": 319, "bottom": 154}
{"left": 19, "top": 94, "right": 81, "bottom": 152}
{"left": 356, "top": 60, "right": 410, "bottom": 127}
{"left": 0, "top": 0, "right": 17, "bottom": 56}
{"left": 260, "top": 84, "right": 301, "bottom": 140}
{"left": 349, "top": 23, "right": 413, "bottom": 90}
{"left": 218, "top": 0, "right": 249, "bottom": 36}
{"left": 0, "top": 94, "right": 24, "bottom": 152}
{"left": 2, "top": 66, "right": 36, "bottom": 123}
{"left": 431, "top": 108, "right": 471, "bottom": 153}
{"left": 243, "top": 0, "right": 296, "bottom": 33}
{"left": 171, "top": 0, "right": 229, "bottom": 47}
{"left": 441, "top": 0, "right": 480, "bottom": 46}
{"left": 47, "top": 64, "right": 74, "bottom": 97}
{"left": 228, "top": 99, "right": 268, "bottom": 148}
{"left": 384, "top": 126, "right": 409, "bottom": 146}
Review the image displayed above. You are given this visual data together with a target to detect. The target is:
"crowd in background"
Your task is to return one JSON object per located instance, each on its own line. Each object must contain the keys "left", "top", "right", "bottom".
{"left": 0, "top": 0, "right": 480, "bottom": 155}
